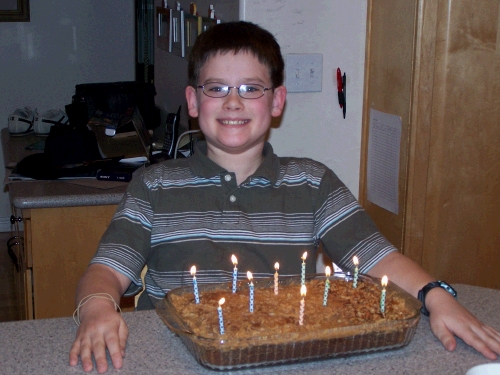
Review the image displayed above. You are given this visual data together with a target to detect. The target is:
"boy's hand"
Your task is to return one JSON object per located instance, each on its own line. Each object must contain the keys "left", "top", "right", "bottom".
{"left": 426, "top": 288, "right": 500, "bottom": 359}
{"left": 69, "top": 295, "right": 129, "bottom": 373}
{"left": 69, "top": 263, "right": 131, "bottom": 373}
{"left": 369, "top": 252, "right": 500, "bottom": 359}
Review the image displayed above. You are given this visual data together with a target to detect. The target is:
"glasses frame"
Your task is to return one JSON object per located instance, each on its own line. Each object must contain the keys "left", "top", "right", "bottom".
{"left": 197, "top": 83, "right": 273, "bottom": 100}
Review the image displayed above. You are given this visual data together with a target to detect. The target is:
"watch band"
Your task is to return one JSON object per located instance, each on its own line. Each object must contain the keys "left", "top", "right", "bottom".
{"left": 417, "top": 281, "right": 457, "bottom": 316}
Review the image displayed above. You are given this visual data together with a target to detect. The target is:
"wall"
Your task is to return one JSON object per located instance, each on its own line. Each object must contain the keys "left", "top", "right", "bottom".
{"left": 154, "top": 0, "right": 367, "bottom": 197}
{"left": 0, "top": 0, "right": 135, "bottom": 230}
{"left": 242, "top": 0, "right": 367, "bottom": 195}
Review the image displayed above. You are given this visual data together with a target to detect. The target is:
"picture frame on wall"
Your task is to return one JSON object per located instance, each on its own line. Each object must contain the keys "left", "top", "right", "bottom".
{"left": 156, "top": 6, "right": 172, "bottom": 52}
{"left": 0, "top": 0, "right": 30, "bottom": 22}
{"left": 183, "top": 13, "right": 200, "bottom": 59}
{"left": 171, "top": 8, "right": 185, "bottom": 58}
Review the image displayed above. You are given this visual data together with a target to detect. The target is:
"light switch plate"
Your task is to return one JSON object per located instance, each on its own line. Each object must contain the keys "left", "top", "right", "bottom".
{"left": 286, "top": 53, "right": 323, "bottom": 93}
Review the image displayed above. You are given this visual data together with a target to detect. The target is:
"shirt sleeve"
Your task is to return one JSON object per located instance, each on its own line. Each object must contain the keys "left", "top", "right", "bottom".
{"left": 90, "top": 166, "right": 154, "bottom": 295}
{"left": 314, "top": 168, "right": 397, "bottom": 273}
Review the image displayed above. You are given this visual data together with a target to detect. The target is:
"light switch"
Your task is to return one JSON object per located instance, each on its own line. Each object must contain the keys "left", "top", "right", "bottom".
{"left": 285, "top": 53, "right": 323, "bottom": 93}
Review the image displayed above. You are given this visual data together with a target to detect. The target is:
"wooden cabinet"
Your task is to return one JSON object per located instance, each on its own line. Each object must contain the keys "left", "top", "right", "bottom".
{"left": 1, "top": 128, "right": 130, "bottom": 319}
{"left": 13, "top": 205, "right": 117, "bottom": 319}
{"left": 360, "top": 0, "right": 500, "bottom": 289}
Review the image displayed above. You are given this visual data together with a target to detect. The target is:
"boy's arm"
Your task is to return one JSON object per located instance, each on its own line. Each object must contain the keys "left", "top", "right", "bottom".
{"left": 368, "top": 251, "right": 500, "bottom": 359}
{"left": 69, "top": 263, "right": 132, "bottom": 373}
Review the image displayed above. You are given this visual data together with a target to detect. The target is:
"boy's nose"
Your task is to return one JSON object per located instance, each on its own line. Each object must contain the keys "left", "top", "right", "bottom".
{"left": 223, "top": 88, "right": 244, "bottom": 108}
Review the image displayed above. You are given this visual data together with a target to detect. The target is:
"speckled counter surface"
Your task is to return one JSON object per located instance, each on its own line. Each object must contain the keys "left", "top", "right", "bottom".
{"left": 7, "top": 179, "right": 128, "bottom": 209}
{"left": 0, "top": 284, "right": 498, "bottom": 375}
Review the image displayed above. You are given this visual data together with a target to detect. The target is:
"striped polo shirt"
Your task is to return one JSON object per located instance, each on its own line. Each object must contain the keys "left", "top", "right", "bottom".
{"left": 91, "top": 141, "right": 396, "bottom": 308}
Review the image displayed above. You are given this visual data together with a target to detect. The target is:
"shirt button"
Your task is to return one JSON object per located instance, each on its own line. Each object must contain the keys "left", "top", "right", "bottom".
{"left": 224, "top": 174, "right": 232, "bottom": 182}
{"left": 229, "top": 195, "right": 236, "bottom": 203}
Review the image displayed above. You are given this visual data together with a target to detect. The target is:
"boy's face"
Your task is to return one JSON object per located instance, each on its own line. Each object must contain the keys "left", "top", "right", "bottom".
{"left": 186, "top": 51, "right": 286, "bottom": 158}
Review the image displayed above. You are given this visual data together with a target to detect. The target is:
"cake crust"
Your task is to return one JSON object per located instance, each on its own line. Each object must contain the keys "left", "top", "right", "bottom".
{"left": 169, "top": 277, "right": 415, "bottom": 340}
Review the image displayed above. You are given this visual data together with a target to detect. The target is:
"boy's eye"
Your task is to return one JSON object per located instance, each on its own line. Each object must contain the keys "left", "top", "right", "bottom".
{"left": 241, "top": 85, "right": 260, "bottom": 93}
{"left": 207, "top": 84, "right": 227, "bottom": 93}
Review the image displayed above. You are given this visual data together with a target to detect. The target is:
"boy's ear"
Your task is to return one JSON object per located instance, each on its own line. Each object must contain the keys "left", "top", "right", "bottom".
{"left": 185, "top": 86, "right": 199, "bottom": 118}
{"left": 271, "top": 86, "right": 287, "bottom": 117}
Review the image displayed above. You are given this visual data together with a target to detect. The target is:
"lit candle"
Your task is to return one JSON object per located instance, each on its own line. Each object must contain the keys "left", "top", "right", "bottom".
{"left": 247, "top": 271, "right": 254, "bottom": 312}
{"left": 217, "top": 298, "right": 225, "bottom": 335}
{"left": 274, "top": 262, "right": 279, "bottom": 295}
{"left": 323, "top": 266, "right": 331, "bottom": 306}
{"left": 380, "top": 275, "right": 388, "bottom": 315}
{"left": 190, "top": 265, "right": 200, "bottom": 304}
{"left": 231, "top": 254, "right": 238, "bottom": 293}
{"left": 352, "top": 256, "right": 359, "bottom": 288}
{"left": 299, "top": 284, "right": 307, "bottom": 325}
{"left": 301, "top": 252, "right": 308, "bottom": 286}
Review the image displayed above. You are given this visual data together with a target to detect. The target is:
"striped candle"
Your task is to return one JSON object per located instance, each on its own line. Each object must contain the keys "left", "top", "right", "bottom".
{"left": 352, "top": 256, "right": 359, "bottom": 288}
{"left": 380, "top": 275, "right": 388, "bottom": 315}
{"left": 322, "top": 266, "right": 331, "bottom": 306}
{"left": 247, "top": 271, "right": 254, "bottom": 312}
{"left": 301, "top": 252, "right": 308, "bottom": 286}
{"left": 231, "top": 254, "right": 238, "bottom": 293}
{"left": 299, "top": 284, "right": 307, "bottom": 325}
{"left": 217, "top": 298, "right": 225, "bottom": 335}
{"left": 274, "top": 262, "right": 279, "bottom": 295}
{"left": 190, "top": 265, "right": 200, "bottom": 304}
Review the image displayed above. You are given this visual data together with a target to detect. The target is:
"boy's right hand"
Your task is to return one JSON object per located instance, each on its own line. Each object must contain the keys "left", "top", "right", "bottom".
{"left": 69, "top": 298, "right": 129, "bottom": 374}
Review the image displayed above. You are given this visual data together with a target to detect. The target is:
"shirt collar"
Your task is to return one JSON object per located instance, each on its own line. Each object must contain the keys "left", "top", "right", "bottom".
{"left": 189, "top": 140, "right": 280, "bottom": 184}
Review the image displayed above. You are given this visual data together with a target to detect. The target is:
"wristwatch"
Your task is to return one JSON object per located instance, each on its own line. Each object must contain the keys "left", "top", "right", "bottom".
{"left": 417, "top": 281, "right": 457, "bottom": 316}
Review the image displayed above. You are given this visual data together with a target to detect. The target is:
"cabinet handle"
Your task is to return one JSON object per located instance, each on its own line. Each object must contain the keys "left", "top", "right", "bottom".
{"left": 7, "top": 240, "right": 20, "bottom": 272}
{"left": 7, "top": 235, "right": 20, "bottom": 246}
{"left": 10, "top": 215, "right": 23, "bottom": 224}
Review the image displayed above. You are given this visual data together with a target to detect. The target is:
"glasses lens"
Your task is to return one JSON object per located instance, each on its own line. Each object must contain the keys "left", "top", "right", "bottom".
{"left": 202, "top": 83, "right": 229, "bottom": 98}
{"left": 239, "top": 84, "right": 265, "bottom": 99}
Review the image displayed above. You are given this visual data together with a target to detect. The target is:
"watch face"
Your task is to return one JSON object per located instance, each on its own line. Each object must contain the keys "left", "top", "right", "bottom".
{"left": 437, "top": 281, "right": 457, "bottom": 297}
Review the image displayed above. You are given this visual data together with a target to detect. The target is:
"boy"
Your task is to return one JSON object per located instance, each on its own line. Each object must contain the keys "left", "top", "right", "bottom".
{"left": 69, "top": 21, "right": 500, "bottom": 373}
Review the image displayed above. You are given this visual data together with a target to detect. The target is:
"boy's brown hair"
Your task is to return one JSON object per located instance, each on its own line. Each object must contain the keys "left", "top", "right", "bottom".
{"left": 188, "top": 21, "right": 284, "bottom": 89}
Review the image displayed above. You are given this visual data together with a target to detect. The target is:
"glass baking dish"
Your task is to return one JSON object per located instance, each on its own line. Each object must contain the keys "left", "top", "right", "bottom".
{"left": 155, "top": 274, "right": 421, "bottom": 370}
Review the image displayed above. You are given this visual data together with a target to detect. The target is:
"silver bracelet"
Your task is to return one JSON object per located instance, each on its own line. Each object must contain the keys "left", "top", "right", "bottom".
{"left": 73, "top": 293, "right": 121, "bottom": 326}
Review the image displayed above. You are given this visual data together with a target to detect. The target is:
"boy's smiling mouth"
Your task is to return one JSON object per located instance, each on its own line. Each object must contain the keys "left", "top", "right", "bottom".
{"left": 220, "top": 119, "right": 249, "bottom": 125}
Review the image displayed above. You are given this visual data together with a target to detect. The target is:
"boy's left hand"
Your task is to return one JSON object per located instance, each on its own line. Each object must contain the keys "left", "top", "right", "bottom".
{"left": 425, "top": 287, "right": 500, "bottom": 359}
{"left": 368, "top": 251, "right": 500, "bottom": 360}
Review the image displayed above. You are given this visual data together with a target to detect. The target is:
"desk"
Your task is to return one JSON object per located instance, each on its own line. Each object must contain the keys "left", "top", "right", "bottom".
{"left": 0, "top": 284, "right": 498, "bottom": 374}
{"left": 2, "top": 128, "right": 128, "bottom": 319}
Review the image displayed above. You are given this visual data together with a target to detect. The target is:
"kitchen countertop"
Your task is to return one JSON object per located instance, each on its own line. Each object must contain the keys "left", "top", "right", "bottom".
{"left": 0, "top": 284, "right": 498, "bottom": 374}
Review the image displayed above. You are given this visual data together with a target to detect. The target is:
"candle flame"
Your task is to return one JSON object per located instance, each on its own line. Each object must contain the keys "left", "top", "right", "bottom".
{"left": 325, "top": 265, "right": 331, "bottom": 277}
{"left": 190, "top": 265, "right": 196, "bottom": 275}
{"left": 247, "top": 271, "right": 253, "bottom": 281}
{"left": 219, "top": 298, "right": 225, "bottom": 306}
{"left": 381, "top": 275, "right": 388, "bottom": 287}
{"left": 300, "top": 284, "right": 307, "bottom": 297}
{"left": 353, "top": 256, "right": 359, "bottom": 266}
{"left": 274, "top": 262, "right": 279, "bottom": 271}
{"left": 301, "top": 252, "right": 308, "bottom": 261}
{"left": 231, "top": 254, "right": 238, "bottom": 266}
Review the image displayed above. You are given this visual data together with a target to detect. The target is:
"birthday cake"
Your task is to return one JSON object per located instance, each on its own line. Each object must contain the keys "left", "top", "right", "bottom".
{"left": 156, "top": 274, "right": 421, "bottom": 370}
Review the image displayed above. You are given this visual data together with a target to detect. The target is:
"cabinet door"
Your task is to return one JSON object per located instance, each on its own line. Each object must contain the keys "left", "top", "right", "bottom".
{"left": 29, "top": 205, "right": 117, "bottom": 318}
{"left": 413, "top": 0, "right": 500, "bottom": 288}
{"left": 361, "top": 0, "right": 500, "bottom": 289}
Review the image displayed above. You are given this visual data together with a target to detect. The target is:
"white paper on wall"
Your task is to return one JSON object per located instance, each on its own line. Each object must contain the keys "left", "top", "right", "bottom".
{"left": 366, "top": 109, "right": 402, "bottom": 214}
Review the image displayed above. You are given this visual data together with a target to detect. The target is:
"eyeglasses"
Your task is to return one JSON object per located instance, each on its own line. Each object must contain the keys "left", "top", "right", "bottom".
{"left": 197, "top": 82, "right": 272, "bottom": 99}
